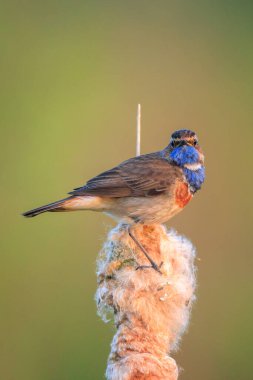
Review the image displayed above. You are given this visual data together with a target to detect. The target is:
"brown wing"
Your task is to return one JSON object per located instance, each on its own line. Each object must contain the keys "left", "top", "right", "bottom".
{"left": 69, "top": 152, "right": 183, "bottom": 198}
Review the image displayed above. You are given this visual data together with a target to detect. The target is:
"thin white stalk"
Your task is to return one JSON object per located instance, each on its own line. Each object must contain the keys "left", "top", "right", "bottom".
{"left": 136, "top": 104, "right": 141, "bottom": 156}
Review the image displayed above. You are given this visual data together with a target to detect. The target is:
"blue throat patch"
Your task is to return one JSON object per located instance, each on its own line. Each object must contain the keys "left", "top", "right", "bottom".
{"left": 169, "top": 145, "right": 199, "bottom": 166}
{"left": 169, "top": 146, "right": 205, "bottom": 192}
{"left": 183, "top": 166, "right": 205, "bottom": 192}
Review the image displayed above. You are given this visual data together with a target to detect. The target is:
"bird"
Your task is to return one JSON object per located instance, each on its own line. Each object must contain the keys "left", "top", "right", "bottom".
{"left": 23, "top": 129, "right": 205, "bottom": 273}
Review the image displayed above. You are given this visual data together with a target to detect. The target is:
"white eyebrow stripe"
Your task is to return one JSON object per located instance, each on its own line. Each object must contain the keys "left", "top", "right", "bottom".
{"left": 184, "top": 163, "right": 202, "bottom": 171}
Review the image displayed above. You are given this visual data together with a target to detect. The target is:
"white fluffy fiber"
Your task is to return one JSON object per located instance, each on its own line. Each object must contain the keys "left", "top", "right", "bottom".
{"left": 96, "top": 223, "right": 196, "bottom": 380}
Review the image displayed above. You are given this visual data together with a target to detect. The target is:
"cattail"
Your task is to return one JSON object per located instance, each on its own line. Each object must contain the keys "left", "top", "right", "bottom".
{"left": 96, "top": 223, "right": 196, "bottom": 380}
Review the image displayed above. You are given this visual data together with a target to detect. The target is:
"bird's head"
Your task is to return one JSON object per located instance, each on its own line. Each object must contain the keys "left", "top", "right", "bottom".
{"left": 168, "top": 129, "right": 204, "bottom": 168}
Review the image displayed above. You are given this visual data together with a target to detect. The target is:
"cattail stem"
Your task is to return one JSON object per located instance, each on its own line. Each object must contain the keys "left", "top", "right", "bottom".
{"left": 136, "top": 104, "right": 141, "bottom": 156}
{"left": 96, "top": 223, "right": 196, "bottom": 380}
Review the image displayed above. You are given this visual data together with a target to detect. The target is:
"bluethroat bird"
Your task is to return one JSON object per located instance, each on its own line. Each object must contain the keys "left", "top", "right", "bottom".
{"left": 23, "top": 129, "right": 205, "bottom": 273}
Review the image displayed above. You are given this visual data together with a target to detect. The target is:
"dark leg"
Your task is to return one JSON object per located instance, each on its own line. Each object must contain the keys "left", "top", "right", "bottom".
{"left": 128, "top": 226, "right": 163, "bottom": 274}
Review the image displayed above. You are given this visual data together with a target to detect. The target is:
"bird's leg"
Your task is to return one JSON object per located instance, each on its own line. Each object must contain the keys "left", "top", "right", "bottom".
{"left": 128, "top": 226, "right": 163, "bottom": 274}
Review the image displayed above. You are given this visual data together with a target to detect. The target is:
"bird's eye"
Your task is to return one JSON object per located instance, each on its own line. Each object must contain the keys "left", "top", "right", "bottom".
{"left": 193, "top": 139, "right": 198, "bottom": 146}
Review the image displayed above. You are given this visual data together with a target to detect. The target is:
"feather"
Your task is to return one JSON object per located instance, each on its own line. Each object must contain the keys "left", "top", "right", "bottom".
{"left": 69, "top": 153, "right": 183, "bottom": 198}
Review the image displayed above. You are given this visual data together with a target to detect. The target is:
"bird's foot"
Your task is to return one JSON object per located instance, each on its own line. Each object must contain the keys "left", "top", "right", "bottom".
{"left": 136, "top": 261, "right": 163, "bottom": 274}
{"left": 128, "top": 226, "right": 163, "bottom": 275}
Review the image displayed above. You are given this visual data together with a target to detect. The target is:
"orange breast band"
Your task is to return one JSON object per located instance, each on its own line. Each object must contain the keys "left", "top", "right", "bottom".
{"left": 175, "top": 182, "right": 192, "bottom": 208}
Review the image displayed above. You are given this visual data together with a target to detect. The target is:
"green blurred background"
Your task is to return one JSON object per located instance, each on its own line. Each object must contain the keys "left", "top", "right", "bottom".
{"left": 1, "top": 1, "right": 252, "bottom": 379}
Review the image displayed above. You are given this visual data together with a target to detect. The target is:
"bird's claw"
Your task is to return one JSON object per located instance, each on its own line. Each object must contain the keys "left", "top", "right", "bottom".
{"left": 136, "top": 261, "right": 163, "bottom": 274}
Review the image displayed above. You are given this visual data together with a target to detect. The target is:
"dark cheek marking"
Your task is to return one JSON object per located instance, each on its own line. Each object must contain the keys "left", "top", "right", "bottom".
{"left": 175, "top": 182, "right": 192, "bottom": 208}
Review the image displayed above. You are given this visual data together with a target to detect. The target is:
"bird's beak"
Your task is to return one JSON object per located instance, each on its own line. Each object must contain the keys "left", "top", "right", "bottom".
{"left": 179, "top": 141, "right": 187, "bottom": 147}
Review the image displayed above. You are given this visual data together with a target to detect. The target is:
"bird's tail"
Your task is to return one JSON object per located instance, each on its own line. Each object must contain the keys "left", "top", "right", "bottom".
{"left": 22, "top": 196, "right": 75, "bottom": 218}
